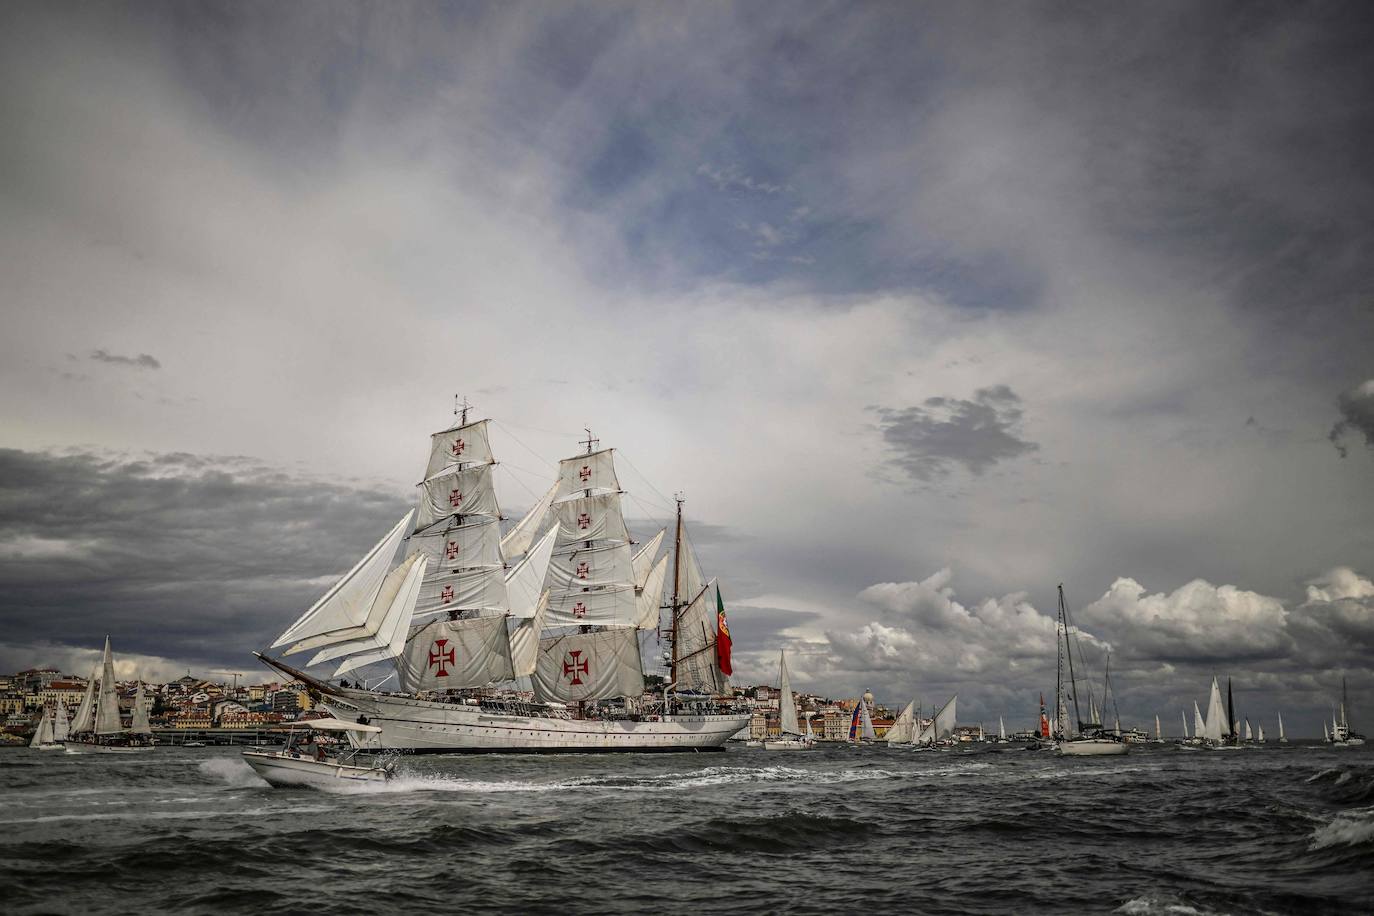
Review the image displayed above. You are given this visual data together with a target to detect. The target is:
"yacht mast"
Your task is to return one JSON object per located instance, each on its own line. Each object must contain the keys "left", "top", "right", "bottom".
{"left": 1059, "top": 585, "right": 1083, "bottom": 733}
{"left": 669, "top": 494, "right": 684, "bottom": 685}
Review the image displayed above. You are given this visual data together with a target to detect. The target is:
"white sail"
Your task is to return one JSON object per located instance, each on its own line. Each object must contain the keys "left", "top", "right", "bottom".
{"left": 777, "top": 650, "right": 800, "bottom": 736}
{"left": 549, "top": 543, "right": 635, "bottom": 590}
{"left": 504, "top": 527, "right": 558, "bottom": 619}
{"left": 397, "top": 615, "right": 514, "bottom": 692}
{"left": 1202, "top": 678, "right": 1226, "bottom": 742}
{"left": 53, "top": 701, "right": 70, "bottom": 741}
{"left": 544, "top": 585, "right": 639, "bottom": 628}
{"left": 857, "top": 699, "right": 877, "bottom": 741}
{"left": 556, "top": 448, "right": 620, "bottom": 498}
{"left": 71, "top": 666, "right": 98, "bottom": 734}
{"left": 411, "top": 517, "right": 503, "bottom": 569}
{"left": 1181, "top": 710, "right": 1190, "bottom": 739}
{"left": 1243, "top": 719, "right": 1253, "bottom": 741}
{"left": 632, "top": 529, "right": 666, "bottom": 587}
{"left": 295, "top": 552, "right": 429, "bottom": 659}
{"left": 1258, "top": 724, "right": 1265, "bottom": 742}
{"left": 30, "top": 712, "right": 54, "bottom": 747}
{"left": 999, "top": 716, "right": 1006, "bottom": 740}
{"left": 1194, "top": 700, "right": 1206, "bottom": 739}
{"left": 634, "top": 555, "right": 669, "bottom": 630}
{"left": 415, "top": 563, "right": 508, "bottom": 620}
{"left": 95, "top": 636, "right": 122, "bottom": 735}
{"left": 918, "top": 695, "right": 957, "bottom": 743}
{"left": 1324, "top": 720, "right": 1330, "bottom": 742}
{"left": 674, "top": 580, "right": 726, "bottom": 695}
{"left": 425, "top": 419, "right": 494, "bottom": 478}
{"left": 509, "top": 591, "right": 550, "bottom": 678}
{"left": 1278, "top": 712, "right": 1285, "bottom": 740}
{"left": 130, "top": 683, "right": 152, "bottom": 735}
{"left": 677, "top": 535, "right": 707, "bottom": 608}
{"left": 1155, "top": 714, "right": 1162, "bottom": 740}
{"left": 415, "top": 464, "right": 499, "bottom": 530}
{"left": 271, "top": 512, "right": 412, "bottom": 649}
{"left": 532, "top": 627, "right": 644, "bottom": 702}
{"left": 552, "top": 493, "right": 629, "bottom": 543}
{"left": 499, "top": 482, "right": 558, "bottom": 560}
{"left": 886, "top": 700, "right": 917, "bottom": 744}
{"left": 328, "top": 555, "right": 430, "bottom": 675}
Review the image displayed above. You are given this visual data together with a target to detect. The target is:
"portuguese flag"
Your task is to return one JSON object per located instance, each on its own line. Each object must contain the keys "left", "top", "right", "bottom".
{"left": 715, "top": 584, "right": 733, "bottom": 676}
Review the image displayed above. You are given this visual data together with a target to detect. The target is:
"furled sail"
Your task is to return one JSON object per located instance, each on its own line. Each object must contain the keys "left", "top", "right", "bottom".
{"left": 95, "top": 637, "right": 121, "bottom": 735}
{"left": 71, "top": 665, "right": 98, "bottom": 734}
{"left": 886, "top": 700, "right": 917, "bottom": 744}
{"left": 130, "top": 683, "right": 152, "bottom": 735}
{"left": 500, "top": 482, "right": 559, "bottom": 560}
{"left": 504, "top": 527, "right": 558, "bottom": 619}
{"left": 415, "top": 464, "right": 499, "bottom": 530}
{"left": 425, "top": 419, "right": 494, "bottom": 478}
{"left": 295, "top": 552, "right": 428, "bottom": 659}
{"left": 674, "top": 580, "right": 727, "bottom": 695}
{"left": 918, "top": 695, "right": 957, "bottom": 743}
{"left": 397, "top": 616, "right": 515, "bottom": 692}
{"left": 632, "top": 529, "right": 666, "bottom": 587}
{"left": 1203, "top": 677, "right": 1226, "bottom": 742}
{"left": 271, "top": 512, "right": 413, "bottom": 650}
{"left": 509, "top": 591, "right": 550, "bottom": 678}
{"left": 556, "top": 448, "right": 620, "bottom": 498}
{"left": 532, "top": 628, "right": 644, "bottom": 702}
{"left": 777, "top": 649, "right": 800, "bottom": 736}
{"left": 633, "top": 555, "right": 669, "bottom": 629}
{"left": 552, "top": 493, "right": 629, "bottom": 543}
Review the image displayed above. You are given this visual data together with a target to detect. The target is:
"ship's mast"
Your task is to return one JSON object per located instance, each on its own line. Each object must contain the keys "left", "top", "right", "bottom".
{"left": 455, "top": 394, "right": 471, "bottom": 426}
{"left": 669, "top": 493, "right": 684, "bottom": 685}
{"left": 1060, "top": 585, "right": 1083, "bottom": 733}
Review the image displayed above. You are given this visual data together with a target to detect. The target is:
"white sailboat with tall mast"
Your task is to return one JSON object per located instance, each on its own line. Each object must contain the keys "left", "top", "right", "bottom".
{"left": 29, "top": 702, "right": 65, "bottom": 750}
{"left": 915, "top": 695, "right": 957, "bottom": 749}
{"left": 885, "top": 699, "right": 918, "bottom": 746}
{"left": 1053, "top": 585, "right": 1128, "bottom": 756}
{"left": 256, "top": 408, "right": 748, "bottom": 752}
{"left": 64, "top": 637, "right": 154, "bottom": 753}
{"left": 762, "top": 649, "right": 813, "bottom": 750}
{"left": 1329, "top": 677, "right": 1366, "bottom": 746}
{"left": 1278, "top": 711, "right": 1288, "bottom": 744}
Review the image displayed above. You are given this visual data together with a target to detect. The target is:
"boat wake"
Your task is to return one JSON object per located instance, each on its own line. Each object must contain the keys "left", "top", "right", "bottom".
{"left": 1115, "top": 894, "right": 1219, "bottom": 915}
{"left": 198, "top": 757, "right": 269, "bottom": 788}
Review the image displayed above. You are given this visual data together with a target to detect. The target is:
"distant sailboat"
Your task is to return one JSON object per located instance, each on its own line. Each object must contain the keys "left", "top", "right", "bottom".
{"left": 1154, "top": 714, "right": 1163, "bottom": 744}
{"left": 1181, "top": 710, "right": 1190, "bottom": 740}
{"left": 885, "top": 699, "right": 918, "bottom": 746}
{"left": 1193, "top": 701, "right": 1206, "bottom": 742}
{"left": 1257, "top": 724, "right": 1265, "bottom": 743}
{"left": 1323, "top": 720, "right": 1330, "bottom": 742}
{"left": 916, "top": 695, "right": 957, "bottom": 748}
{"left": 29, "top": 707, "right": 61, "bottom": 750}
{"left": 763, "top": 649, "right": 813, "bottom": 751}
{"left": 1243, "top": 719, "right": 1253, "bottom": 742}
{"left": 1201, "top": 677, "right": 1227, "bottom": 744}
{"left": 998, "top": 716, "right": 1007, "bottom": 742}
{"left": 1330, "top": 677, "right": 1366, "bottom": 746}
{"left": 1053, "top": 585, "right": 1127, "bottom": 756}
{"left": 849, "top": 697, "right": 877, "bottom": 745}
{"left": 1278, "top": 711, "right": 1288, "bottom": 744}
{"left": 64, "top": 637, "right": 155, "bottom": 753}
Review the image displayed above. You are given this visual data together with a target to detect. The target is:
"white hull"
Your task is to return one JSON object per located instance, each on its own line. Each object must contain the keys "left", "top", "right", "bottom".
{"left": 32, "top": 743, "right": 63, "bottom": 751}
{"left": 1057, "top": 738, "right": 1129, "bottom": 756}
{"left": 762, "top": 738, "right": 814, "bottom": 751}
{"left": 325, "top": 689, "right": 750, "bottom": 753}
{"left": 63, "top": 740, "right": 154, "bottom": 755}
{"left": 242, "top": 750, "right": 390, "bottom": 788}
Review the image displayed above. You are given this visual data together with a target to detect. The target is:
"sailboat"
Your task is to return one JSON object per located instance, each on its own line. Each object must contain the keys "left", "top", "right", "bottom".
{"left": 1257, "top": 724, "right": 1265, "bottom": 743}
{"left": 915, "top": 695, "right": 957, "bottom": 749}
{"left": 1278, "top": 711, "right": 1288, "bottom": 744}
{"left": 849, "top": 696, "right": 877, "bottom": 745}
{"left": 29, "top": 703, "right": 64, "bottom": 750}
{"left": 1329, "top": 678, "right": 1366, "bottom": 746}
{"left": 763, "top": 649, "right": 813, "bottom": 750}
{"left": 1192, "top": 701, "right": 1206, "bottom": 744}
{"left": 997, "top": 716, "right": 1007, "bottom": 743}
{"left": 64, "top": 637, "right": 155, "bottom": 753}
{"left": 256, "top": 411, "right": 748, "bottom": 752}
{"left": 1053, "top": 585, "right": 1127, "bottom": 756}
{"left": 1153, "top": 714, "right": 1165, "bottom": 744}
{"left": 1200, "top": 677, "right": 1240, "bottom": 750}
{"left": 1243, "top": 719, "right": 1253, "bottom": 743}
{"left": 885, "top": 699, "right": 918, "bottom": 746}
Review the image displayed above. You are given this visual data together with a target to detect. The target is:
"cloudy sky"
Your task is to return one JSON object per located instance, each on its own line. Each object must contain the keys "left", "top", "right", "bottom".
{"left": 3, "top": 1, "right": 1372, "bottom": 736}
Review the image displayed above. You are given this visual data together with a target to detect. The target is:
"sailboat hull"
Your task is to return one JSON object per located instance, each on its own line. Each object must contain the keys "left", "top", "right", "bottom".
{"left": 1057, "top": 738, "right": 1129, "bottom": 756}
{"left": 325, "top": 690, "right": 750, "bottom": 753}
{"left": 62, "top": 740, "right": 154, "bottom": 754}
{"left": 762, "top": 738, "right": 814, "bottom": 751}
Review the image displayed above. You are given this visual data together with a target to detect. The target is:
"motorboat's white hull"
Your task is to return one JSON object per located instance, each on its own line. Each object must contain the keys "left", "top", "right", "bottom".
{"left": 242, "top": 750, "right": 390, "bottom": 788}
{"left": 1057, "top": 738, "right": 1129, "bottom": 756}
{"left": 762, "top": 739, "right": 814, "bottom": 751}
{"left": 62, "top": 741, "right": 154, "bottom": 754}
{"left": 324, "top": 690, "right": 750, "bottom": 754}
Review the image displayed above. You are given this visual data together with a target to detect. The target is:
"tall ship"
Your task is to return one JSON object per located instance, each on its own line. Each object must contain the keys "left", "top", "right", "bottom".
{"left": 258, "top": 408, "right": 748, "bottom": 752}
{"left": 65, "top": 636, "right": 155, "bottom": 753}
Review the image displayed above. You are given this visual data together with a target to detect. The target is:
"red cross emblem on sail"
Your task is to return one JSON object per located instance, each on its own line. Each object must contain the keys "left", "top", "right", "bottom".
{"left": 572, "top": 601, "right": 587, "bottom": 619}
{"left": 445, "top": 541, "right": 460, "bottom": 560}
{"left": 440, "top": 585, "right": 454, "bottom": 604}
{"left": 575, "top": 561, "right": 590, "bottom": 579}
{"left": 451, "top": 438, "right": 465, "bottom": 457}
{"left": 579, "top": 465, "right": 591, "bottom": 483}
{"left": 449, "top": 489, "right": 463, "bottom": 508}
{"left": 428, "top": 639, "right": 455, "bottom": 677}
{"left": 563, "top": 650, "right": 589, "bottom": 685}
{"left": 577, "top": 512, "right": 591, "bottom": 530}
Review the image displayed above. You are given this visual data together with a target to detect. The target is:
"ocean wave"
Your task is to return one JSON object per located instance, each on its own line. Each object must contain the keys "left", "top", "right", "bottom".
{"left": 1116, "top": 895, "right": 1219, "bottom": 915}
{"left": 1310, "top": 806, "right": 1374, "bottom": 851}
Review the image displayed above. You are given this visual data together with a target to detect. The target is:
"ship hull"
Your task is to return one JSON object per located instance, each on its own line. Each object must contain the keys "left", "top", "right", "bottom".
{"left": 1057, "top": 738, "right": 1129, "bottom": 756}
{"left": 323, "top": 690, "right": 750, "bottom": 754}
{"left": 62, "top": 740, "right": 154, "bottom": 754}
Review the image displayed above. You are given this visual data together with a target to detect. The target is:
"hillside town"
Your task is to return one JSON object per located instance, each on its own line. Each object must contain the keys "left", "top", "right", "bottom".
{"left": 1, "top": 665, "right": 1007, "bottom": 746}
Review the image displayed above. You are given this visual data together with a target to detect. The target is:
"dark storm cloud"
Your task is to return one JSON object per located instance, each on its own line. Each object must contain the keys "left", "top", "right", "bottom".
{"left": 0, "top": 447, "right": 409, "bottom": 669}
{"left": 1328, "top": 380, "right": 1374, "bottom": 458}
{"left": 873, "top": 385, "right": 1038, "bottom": 483}
{"left": 89, "top": 349, "right": 161, "bottom": 369}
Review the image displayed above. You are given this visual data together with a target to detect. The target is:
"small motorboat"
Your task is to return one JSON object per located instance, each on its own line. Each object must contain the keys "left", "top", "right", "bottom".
{"left": 242, "top": 718, "right": 397, "bottom": 788}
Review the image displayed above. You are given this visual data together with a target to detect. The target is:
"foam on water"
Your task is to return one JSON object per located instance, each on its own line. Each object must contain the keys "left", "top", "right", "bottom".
{"left": 1116, "top": 896, "right": 1218, "bottom": 915}
{"left": 199, "top": 757, "right": 270, "bottom": 788}
{"left": 1310, "top": 807, "right": 1374, "bottom": 850}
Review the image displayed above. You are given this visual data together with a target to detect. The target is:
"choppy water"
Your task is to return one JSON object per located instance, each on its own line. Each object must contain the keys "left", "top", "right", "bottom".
{"left": 2, "top": 743, "right": 1371, "bottom": 914}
